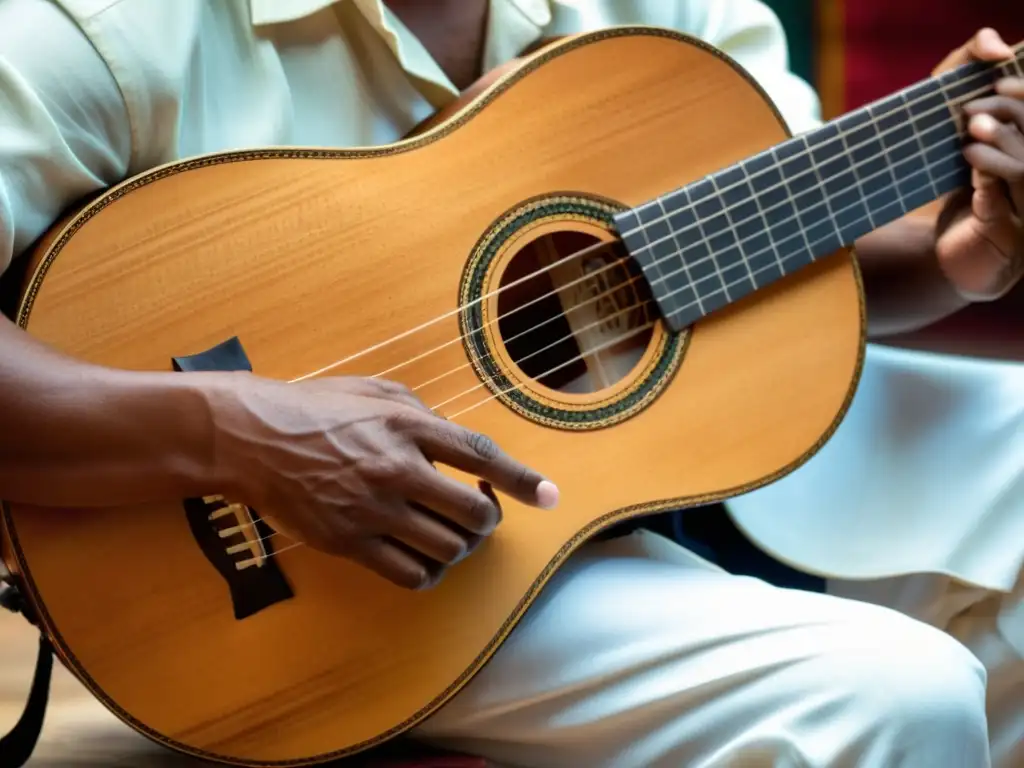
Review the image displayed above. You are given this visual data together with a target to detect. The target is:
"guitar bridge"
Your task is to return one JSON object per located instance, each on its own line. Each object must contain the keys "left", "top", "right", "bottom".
{"left": 183, "top": 493, "right": 294, "bottom": 620}
{"left": 206, "top": 495, "right": 271, "bottom": 570}
{"left": 172, "top": 334, "right": 294, "bottom": 620}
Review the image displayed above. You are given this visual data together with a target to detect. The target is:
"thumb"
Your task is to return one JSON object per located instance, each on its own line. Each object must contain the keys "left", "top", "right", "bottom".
{"left": 971, "top": 169, "right": 1014, "bottom": 223}
{"left": 933, "top": 28, "right": 1015, "bottom": 75}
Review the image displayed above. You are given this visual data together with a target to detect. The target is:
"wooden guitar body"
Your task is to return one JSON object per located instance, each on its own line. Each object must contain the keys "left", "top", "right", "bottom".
{"left": 1, "top": 29, "right": 864, "bottom": 766}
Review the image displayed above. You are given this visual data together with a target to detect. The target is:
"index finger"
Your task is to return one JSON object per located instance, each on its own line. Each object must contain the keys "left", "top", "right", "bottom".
{"left": 413, "top": 418, "right": 559, "bottom": 510}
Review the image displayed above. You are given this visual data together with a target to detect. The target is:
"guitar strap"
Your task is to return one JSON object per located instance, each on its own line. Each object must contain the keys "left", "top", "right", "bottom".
{"left": 0, "top": 574, "right": 53, "bottom": 768}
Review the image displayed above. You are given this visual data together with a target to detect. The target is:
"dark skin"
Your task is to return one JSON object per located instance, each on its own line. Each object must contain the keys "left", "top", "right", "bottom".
{"left": 388, "top": 0, "right": 489, "bottom": 90}
{"left": 0, "top": 7, "right": 1021, "bottom": 590}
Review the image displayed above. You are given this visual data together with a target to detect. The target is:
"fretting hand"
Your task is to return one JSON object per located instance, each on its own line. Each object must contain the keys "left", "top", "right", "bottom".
{"left": 932, "top": 28, "right": 1024, "bottom": 301}
{"left": 207, "top": 373, "right": 559, "bottom": 590}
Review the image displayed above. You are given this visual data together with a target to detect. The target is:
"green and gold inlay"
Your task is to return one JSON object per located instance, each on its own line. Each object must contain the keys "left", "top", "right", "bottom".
{"left": 458, "top": 194, "right": 689, "bottom": 430}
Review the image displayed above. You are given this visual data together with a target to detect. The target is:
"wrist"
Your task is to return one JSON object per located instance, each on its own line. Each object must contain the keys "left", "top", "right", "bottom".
{"left": 107, "top": 368, "right": 233, "bottom": 499}
{"left": 194, "top": 370, "right": 273, "bottom": 504}
{"left": 856, "top": 216, "right": 969, "bottom": 337}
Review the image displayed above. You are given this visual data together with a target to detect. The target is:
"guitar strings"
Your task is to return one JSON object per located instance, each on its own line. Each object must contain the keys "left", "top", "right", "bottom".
{"left": 366, "top": 89, "right": 989, "bottom": 398}
{"left": 350, "top": 76, "right": 999, "bottom": 402}
{"left": 434, "top": 154, "right": 969, "bottom": 417}
{"left": 378, "top": 247, "right": 635, "bottom": 386}
{"left": 237, "top": 152, "right": 968, "bottom": 566}
{"left": 229, "top": 58, "right": 1017, "bottom": 566}
{"left": 409, "top": 273, "right": 644, "bottom": 394}
{"left": 287, "top": 59, "right": 1010, "bottom": 390}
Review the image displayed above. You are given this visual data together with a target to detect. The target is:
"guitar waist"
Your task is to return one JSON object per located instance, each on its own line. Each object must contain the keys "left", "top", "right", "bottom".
{"left": 601, "top": 506, "right": 826, "bottom": 593}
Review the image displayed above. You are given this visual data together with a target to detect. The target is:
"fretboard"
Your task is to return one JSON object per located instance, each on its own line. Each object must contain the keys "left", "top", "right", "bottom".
{"left": 615, "top": 48, "right": 1024, "bottom": 332}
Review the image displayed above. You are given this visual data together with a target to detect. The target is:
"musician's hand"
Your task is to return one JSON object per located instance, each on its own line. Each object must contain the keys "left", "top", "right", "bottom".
{"left": 210, "top": 374, "right": 559, "bottom": 590}
{"left": 932, "top": 28, "right": 1024, "bottom": 301}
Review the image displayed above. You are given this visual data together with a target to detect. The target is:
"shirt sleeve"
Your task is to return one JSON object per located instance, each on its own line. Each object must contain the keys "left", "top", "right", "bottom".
{"left": 0, "top": 0, "right": 131, "bottom": 276}
{"left": 686, "top": 0, "right": 823, "bottom": 135}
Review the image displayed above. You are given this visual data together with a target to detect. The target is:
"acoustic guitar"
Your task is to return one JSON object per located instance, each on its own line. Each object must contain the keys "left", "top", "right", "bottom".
{"left": 2, "top": 27, "right": 1021, "bottom": 767}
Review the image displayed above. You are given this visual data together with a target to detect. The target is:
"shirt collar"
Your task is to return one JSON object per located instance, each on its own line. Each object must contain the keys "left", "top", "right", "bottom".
{"left": 250, "top": 0, "right": 551, "bottom": 30}
{"left": 249, "top": 0, "right": 551, "bottom": 107}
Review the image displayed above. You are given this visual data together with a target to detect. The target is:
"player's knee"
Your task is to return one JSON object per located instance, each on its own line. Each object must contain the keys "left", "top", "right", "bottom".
{"left": 840, "top": 614, "right": 989, "bottom": 754}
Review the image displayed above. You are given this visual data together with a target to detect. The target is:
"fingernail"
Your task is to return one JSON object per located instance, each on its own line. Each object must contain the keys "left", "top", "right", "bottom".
{"left": 536, "top": 480, "right": 560, "bottom": 509}
{"left": 970, "top": 113, "right": 999, "bottom": 135}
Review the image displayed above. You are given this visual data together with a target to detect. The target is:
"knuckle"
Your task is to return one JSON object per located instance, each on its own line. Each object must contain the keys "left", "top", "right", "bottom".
{"left": 419, "top": 564, "right": 447, "bottom": 590}
{"left": 468, "top": 494, "right": 500, "bottom": 533}
{"left": 439, "top": 535, "right": 469, "bottom": 563}
{"left": 334, "top": 510, "right": 376, "bottom": 543}
{"left": 399, "top": 565, "right": 431, "bottom": 591}
{"left": 463, "top": 533, "right": 485, "bottom": 556}
{"left": 380, "top": 379, "right": 412, "bottom": 397}
{"left": 466, "top": 431, "right": 500, "bottom": 461}
{"left": 995, "top": 120, "right": 1018, "bottom": 141}
{"left": 514, "top": 463, "right": 532, "bottom": 494}
{"left": 362, "top": 454, "right": 413, "bottom": 482}
{"left": 329, "top": 534, "right": 361, "bottom": 557}
{"left": 386, "top": 408, "right": 424, "bottom": 435}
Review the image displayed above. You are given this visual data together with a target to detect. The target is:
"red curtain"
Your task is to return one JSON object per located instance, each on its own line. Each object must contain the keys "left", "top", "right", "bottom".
{"left": 838, "top": 1, "right": 1024, "bottom": 111}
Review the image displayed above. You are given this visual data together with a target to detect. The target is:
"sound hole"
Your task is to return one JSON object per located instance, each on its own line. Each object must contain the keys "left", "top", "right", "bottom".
{"left": 496, "top": 231, "right": 657, "bottom": 395}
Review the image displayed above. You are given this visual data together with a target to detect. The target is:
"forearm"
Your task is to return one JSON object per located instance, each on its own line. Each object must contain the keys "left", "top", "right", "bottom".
{"left": 0, "top": 315, "right": 225, "bottom": 507}
{"left": 854, "top": 212, "right": 969, "bottom": 338}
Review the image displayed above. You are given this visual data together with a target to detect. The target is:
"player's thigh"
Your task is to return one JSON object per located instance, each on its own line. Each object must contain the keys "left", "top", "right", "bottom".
{"left": 415, "top": 531, "right": 989, "bottom": 768}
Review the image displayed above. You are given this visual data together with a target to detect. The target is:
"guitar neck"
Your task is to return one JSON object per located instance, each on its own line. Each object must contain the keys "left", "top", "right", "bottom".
{"left": 615, "top": 47, "right": 1024, "bottom": 332}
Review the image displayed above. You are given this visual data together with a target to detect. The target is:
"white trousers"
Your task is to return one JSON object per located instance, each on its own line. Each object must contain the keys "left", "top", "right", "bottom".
{"left": 415, "top": 530, "right": 991, "bottom": 768}
{"left": 828, "top": 570, "right": 1024, "bottom": 768}
{"left": 0, "top": 531, "right": 994, "bottom": 767}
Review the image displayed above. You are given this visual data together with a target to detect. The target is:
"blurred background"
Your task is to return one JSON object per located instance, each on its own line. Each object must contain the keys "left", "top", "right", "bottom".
{"left": 764, "top": 0, "right": 1022, "bottom": 120}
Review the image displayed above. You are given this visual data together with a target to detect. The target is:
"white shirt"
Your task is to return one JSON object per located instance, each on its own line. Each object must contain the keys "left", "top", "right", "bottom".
{"left": 0, "top": 0, "right": 821, "bottom": 272}
{"left": 729, "top": 345, "right": 1024, "bottom": 593}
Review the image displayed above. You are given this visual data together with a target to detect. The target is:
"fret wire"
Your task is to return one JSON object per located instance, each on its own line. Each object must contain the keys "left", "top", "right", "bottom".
{"left": 769, "top": 145, "right": 816, "bottom": 269}
{"left": 692, "top": 187, "right": 733, "bottom": 302}
{"left": 633, "top": 109, "right": 955, "bottom": 259}
{"left": 739, "top": 163, "right": 788, "bottom": 277}
{"left": 659, "top": 116, "right": 936, "bottom": 267}
{"left": 646, "top": 134, "right": 968, "bottom": 296}
{"left": 621, "top": 60, "right": 999, "bottom": 239}
{"left": 798, "top": 133, "right": 839, "bottom": 240}
{"left": 656, "top": 163, "right": 966, "bottom": 325}
{"left": 833, "top": 117, "right": 876, "bottom": 233}
{"left": 663, "top": 171, "right": 964, "bottom": 324}
{"left": 867, "top": 99, "right": 906, "bottom": 221}
{"left": 778, "top": 140, "right": 835, "bottom": 270}
{"left": 639, "top": 111, "right": 964, "bottom": 266}
{"left": 901, "top": 88, "right": 940, "bottom": 200}
{"left": 936, "top": 76, "right": 966, "bottom": 138}
{"left": 708, "top": 175, "right": 758, "bottom": 288}
{"left": 618, "top": 58, "right": 1008, "bottom": 328}
{"left": 879, "top": 96, "right": 940, "bottom": 215}
{"left": 636, "top": 206, "right": 674, "bottom": 315}
{"left": 655, "top": 196, "right": 705, "bottom": 316}
{"left": 699, "top": 180, "right": 742, "bottom": 294}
